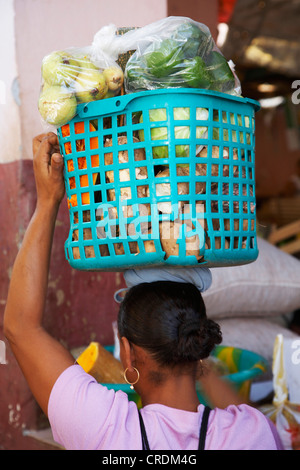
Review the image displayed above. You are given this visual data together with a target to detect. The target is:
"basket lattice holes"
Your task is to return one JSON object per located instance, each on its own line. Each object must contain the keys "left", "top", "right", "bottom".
{"left": 60, "top": 95, "right": 257, "bottom": 269}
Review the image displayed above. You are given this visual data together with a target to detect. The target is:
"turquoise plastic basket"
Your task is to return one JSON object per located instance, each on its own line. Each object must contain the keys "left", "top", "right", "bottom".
{"left": 57, "top": 88, "right": 260, "bottom": 271}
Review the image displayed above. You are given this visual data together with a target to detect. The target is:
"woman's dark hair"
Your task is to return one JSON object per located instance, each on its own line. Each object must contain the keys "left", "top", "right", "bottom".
{"left": 118, "top": 281, "right": 222, "bottom": 367}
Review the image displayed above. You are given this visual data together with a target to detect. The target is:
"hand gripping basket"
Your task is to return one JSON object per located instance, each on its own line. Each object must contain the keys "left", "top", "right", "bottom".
{"left": 57, "top": 88, "right": 260, "bottom": 271}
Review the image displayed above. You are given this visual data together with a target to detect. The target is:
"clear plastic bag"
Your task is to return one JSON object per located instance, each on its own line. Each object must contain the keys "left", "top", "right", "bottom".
{"left": 38, "top": 43, "right": 124, "bottom": 128}
{"left": 38, "top": 17, "right": 241, "bottom": 128}
{"left": 260, "top": 334, "right": 300, "bottom": 450}
{"left": 123, "top": 17, "right": 241, "bottom": 96}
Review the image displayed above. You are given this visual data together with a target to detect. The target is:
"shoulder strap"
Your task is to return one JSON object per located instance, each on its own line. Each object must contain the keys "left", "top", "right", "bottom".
{"left": 138, "top": 406, "right": 211, "bottom": 451}
{"left": 198, "top": 406, "right": 211, "bottom": 450}
{"left": 138, "top": 410, "right": 150, "bottom": 450}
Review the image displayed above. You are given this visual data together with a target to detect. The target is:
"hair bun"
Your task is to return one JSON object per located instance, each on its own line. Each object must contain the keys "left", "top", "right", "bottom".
{"left": 176, "top": 317, "right": 222, "bottom": 363}
{"left": 118, "top": 280, "right": 222, "bottom": 368}
{"left": 178, "top": 320, "right": 200, "bottom": 337}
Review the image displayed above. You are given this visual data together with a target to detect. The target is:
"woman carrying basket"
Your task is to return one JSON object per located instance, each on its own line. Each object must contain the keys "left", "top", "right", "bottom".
{"left": 4, "top": 133, "right": 283, "bottom": 450}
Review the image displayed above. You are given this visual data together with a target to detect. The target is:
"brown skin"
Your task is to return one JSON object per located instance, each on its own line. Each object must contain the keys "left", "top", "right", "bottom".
{"left": 119, "top": 337, "right": 202, "bottom": 411}
{"left": 4, "top": 133, "right": 244, "bottom": 419}
{"left": 3, "top": 133, "right": 74, "bottom": 415}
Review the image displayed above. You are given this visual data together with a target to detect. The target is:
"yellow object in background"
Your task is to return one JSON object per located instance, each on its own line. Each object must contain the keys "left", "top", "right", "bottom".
{"left": 76, "top": 342, "right": 126, "bottom": 385}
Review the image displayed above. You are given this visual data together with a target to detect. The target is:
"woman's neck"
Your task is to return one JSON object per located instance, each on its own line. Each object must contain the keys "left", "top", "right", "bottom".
{"left": 138, "top": 374, "right": 200, "bottom": 412}
{"left": 127, "top": 345, "right": 201, "bottom": 412}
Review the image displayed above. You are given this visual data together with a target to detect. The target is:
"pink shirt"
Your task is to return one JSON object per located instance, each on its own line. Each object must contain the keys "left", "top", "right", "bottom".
{"left": 48, "top": 365, "right": 283, "bottom": 450}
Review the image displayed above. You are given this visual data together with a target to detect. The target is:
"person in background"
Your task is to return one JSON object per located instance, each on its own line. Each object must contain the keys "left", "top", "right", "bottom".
{"left": 3, "top": 133, "right": 283, "bottom": 450}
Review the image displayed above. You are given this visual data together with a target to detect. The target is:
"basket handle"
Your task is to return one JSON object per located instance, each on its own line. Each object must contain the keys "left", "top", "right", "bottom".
{"left": 77, "top": 89, "right": 261, "bottom": 119}
{"left": 77, "top": 93, "right": 138, "bottom": 119}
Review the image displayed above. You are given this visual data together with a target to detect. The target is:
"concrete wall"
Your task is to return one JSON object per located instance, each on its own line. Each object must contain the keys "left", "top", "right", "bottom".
{"left": 0, "top": 0, "right": 22, "bottom": 164}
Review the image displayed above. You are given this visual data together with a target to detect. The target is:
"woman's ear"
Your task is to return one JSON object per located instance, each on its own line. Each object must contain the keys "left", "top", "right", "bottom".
{"left": 119, "top": 336, "right": 134, "bottom": 370}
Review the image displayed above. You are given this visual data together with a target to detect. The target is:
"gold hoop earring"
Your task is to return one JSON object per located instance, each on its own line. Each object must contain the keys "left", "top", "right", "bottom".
{"left": 123, "top": 367, "right": 140, "bottom": 390}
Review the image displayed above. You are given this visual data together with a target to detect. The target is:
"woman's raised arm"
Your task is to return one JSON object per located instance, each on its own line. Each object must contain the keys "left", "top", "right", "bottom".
{"left": 4, "top": 133, "right": 74, "bottom": 415}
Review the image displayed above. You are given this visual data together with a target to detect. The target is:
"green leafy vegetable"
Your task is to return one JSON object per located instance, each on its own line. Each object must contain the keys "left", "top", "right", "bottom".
{"left": 124, "top": 20, "right": 238, "bottom": 95}
{"left": 174, "top": 57, "right": 211, "bottom": 89}
{"left": 173, "top": 22, "right": 213, "bottom": 59}
{"left": 138, "top": 107, "right": 208, "bottom": 159}
{"left": 206, "top": 51, "right": 235, "bottom": 93}
{"left": 144, "top": 39, "right": 183, "bottom": 78}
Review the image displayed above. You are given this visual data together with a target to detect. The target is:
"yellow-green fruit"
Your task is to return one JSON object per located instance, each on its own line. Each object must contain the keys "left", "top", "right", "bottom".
{"left": 38, "top": 85, "right": 77, "bottom": 126}
{"left": 75, "top": 55, "right": 99, "bottom": 71}
{"left": 74, "top": 70, "right": 108, "bottom": 103}
{"left": 103, "top": 90, "right": 118, "bottom": 99}
{"left": 103, "top": 66, "right": 124, "bottom": 91}
{"left": 41, "top": 81, "right": 51, "bottom": 92}
{"left": 42, "top": 51, "right": 80, "bottom": 87}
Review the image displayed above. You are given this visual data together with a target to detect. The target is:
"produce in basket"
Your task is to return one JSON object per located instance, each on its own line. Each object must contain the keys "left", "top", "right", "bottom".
{"left": 114, "top": 231, "right": 156, "bottom": 256}
{"left": 153, "top": 167, "right": 190, "bottom": 214}
{"left": 104, "top": 136, "right": 149, "bottom": 197}
{"left": 124, "top": 18, "right": 238, "bottom": 95}
{"left": 103, "top": 135, "right": 150, "bottom": 235}
{"left": 39, "top": 49, "right": 124, "bottom": 127}
{"left": 205, "top": 51, "right": 236, "bottom": 94}
{"left": 103, "top": 66, "right": 124, "bottom": 91}
{"left": 38, "top": 85, "right": 77, "bottom": 128}
{"left": 73, "top": 69, "right": 108, "bottom": 103}
{"left": 41, "top": 51, "right": 80, "bottom": 87}
{"left": 103, "top": 135, "right": 147, "bottom": 181}
{"left": 196, "top": 146, "right": 238, "bottom": 178}
{"left": 38, "top": 17, "right": 241, "bottom": 128}
{"left": 138, "top": 107, "right": 208, "bottom": 159}
{"left": 159, "top": 218, "right": 204, "bottom": 260}
{"left": 47, "top": 18, "right": 255, "bottom": 266}
{"left": 61, "top": 121, "right": 99, "bottom": 208}
{"left": 212, "top": 111, "right": 251, "bottom": 144}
